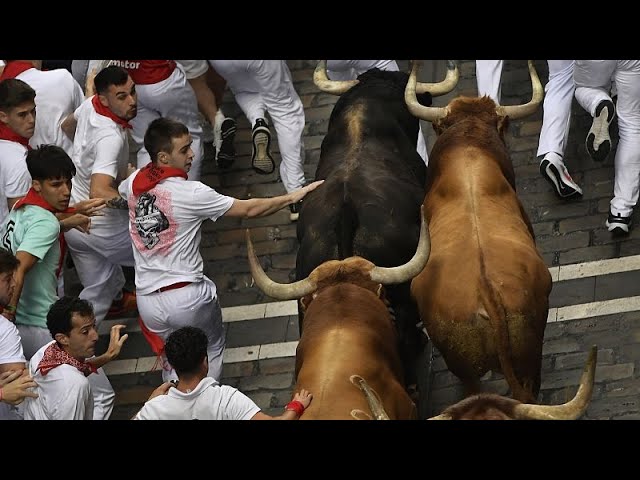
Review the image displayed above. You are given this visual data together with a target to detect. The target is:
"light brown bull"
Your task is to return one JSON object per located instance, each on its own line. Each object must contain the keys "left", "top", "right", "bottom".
{"left": 246, "top": 208, "right": 431, "bottom": 419}
{"left": 405, "top": 60, "right": 552, "bottom": 403}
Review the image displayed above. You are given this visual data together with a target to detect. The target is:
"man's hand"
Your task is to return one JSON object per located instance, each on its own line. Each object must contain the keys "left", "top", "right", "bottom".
{"left": 72, "top": 198, "right": 107, "bottom": 217}
{"left": 147, "top": 381, "right": 174, "bottom": 401}
{"left": 290, "top": 180, "right": 324, "bottom": 204}
{"left": 127, "top": 163, "right": 137, "bottom": 178}
{"left": 0, "top": 370, "right": 38, "bottom": 405}
{"left": 60, "top": 213, "right": 93, "bottom": 234}
{"left": 292, "top": 388, "right": 313, "bottom": 409}
{"left": 104, "top": 324, "right": 129, "bottom": 362}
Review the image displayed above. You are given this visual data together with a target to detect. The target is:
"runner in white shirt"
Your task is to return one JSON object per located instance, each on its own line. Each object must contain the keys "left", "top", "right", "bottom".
{"left": 0, "top": 60, "right": 84, "bottom": 156}
{"left": 0, "top": 78, "right": 35, "bottom": 226}
{"left": 0, "top": 249, "right": 37, "bottom": 419}
{"left": 133, "top": 326, "right": 312, "bottom": 420}
{"left": 22, "top": 296, "right": 128, "bottom": 420}
{"left": 61, "top": 65, "right": 137, "bottom": 326}
{"left": 119, "top": 117, "right": 323, "bottom": 382}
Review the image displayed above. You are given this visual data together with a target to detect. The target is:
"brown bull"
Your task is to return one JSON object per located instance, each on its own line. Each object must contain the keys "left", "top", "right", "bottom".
{"left": 405, "top": 60, "right": 552, "bottom": 403}
{"left": 429, "top": 345, "right": 597, "bottom": 420}
{"left": 246, "top": 209, "right": 431, "bottom": 419}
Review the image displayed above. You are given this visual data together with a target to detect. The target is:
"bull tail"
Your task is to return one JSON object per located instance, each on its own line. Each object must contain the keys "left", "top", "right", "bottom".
{"left": 479, "top": 264, "right": 535, "bottom": 403}
{"left": 336, "top": 198, "right": 358, "bottom": 259}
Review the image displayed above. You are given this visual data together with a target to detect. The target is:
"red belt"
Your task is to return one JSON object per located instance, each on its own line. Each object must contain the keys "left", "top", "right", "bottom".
{"left": 155, "top": 281, "right": 192, "bottom": 293}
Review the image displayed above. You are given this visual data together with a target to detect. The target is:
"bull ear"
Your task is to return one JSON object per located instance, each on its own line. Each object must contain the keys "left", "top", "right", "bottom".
{"left": 299, "top": 296, "right": 309, "bottom": 312}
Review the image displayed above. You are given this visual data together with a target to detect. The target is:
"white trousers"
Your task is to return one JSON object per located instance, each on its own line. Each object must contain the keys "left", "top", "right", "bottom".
{"left": 64, "top": 225, "right": 135, "bottom": 326}
{"left": 476, "top": 60, "right": 504, "bottom": 104}
{"left": 326, "top": 60, "right": 428, "bottom": 164}
{"left": 131, "top": 65, "right": 204, "bottom": 181}
{"left": 137, "top": 277, "right": 225, "bottom": 383}
{"left": 575, "top": 60, "right": 640, "bottom": 216}
{"left": 17, "top": 325, "right": 115, "bottom": 420}
{"left": 208, "top": 60, "right": 306, "bottom": 193}
{"left": 537, "top": 60, "right": 575, "bottom": 159}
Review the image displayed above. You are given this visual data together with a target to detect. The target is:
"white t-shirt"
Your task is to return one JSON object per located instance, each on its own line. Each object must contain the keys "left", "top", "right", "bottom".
{"left": 0, "top": 314, "right": 27, "bottom": 420}
{"left": 118, "top": 171, "right": 234, "bottom": 295}
{"left": 175, "top": 60, "right": 209, "bottom": 80}
{"left": 18, "top": 67, "right": 84, "bottom": 156}
{"left": 133, "top": 377, "right": 261, "bottom": 420}
{"left": 70, "top": 97, "right": 130, "bottom": 232}
{"left": 0, "top": 140, "right": 31, "bottom": 226}
{"left": 22, "top": 340, "right": 94, "bottom": 420}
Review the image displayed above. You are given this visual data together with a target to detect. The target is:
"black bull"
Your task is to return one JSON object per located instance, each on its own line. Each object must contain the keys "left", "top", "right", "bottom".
{"left": 294, "top": 68, "right": 434, "bottom": 384}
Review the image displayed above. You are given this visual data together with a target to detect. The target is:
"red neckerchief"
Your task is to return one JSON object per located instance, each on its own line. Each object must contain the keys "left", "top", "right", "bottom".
{"left": 0, "top": 61, "right": 35, "bottom": 81}
{"left": 132, "top": 163, "right": 188, "bottom": 195}
{"left": 91, "top": 94, "right": 132, "bottom": 130}
{"left": 0, "top": 122, "right": 31, "bottom": 149}
{"left": 36, "top": 342, "right": 97, "bottom": 377}
{"left": 14, "top": 188, "right": 76, "bottom": 278}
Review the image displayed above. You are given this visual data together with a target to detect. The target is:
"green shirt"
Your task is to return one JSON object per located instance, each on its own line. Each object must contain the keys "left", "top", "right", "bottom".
{"left": 1, "top": 205, "right": 60, "bottom": 328}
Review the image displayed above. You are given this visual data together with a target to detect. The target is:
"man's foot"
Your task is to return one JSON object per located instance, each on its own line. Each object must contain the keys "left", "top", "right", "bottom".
{"left": 289, "top": 200, "right": 303, "bottom": 222}
{"left": 539, "top": 154, "right": 582, "bottom": 198}
{"left": 605, "top": 210, "right": 632, "bottom": 234}
{"left": 586, "top": 99, "right": 615, "bottom": 162}
{"left": 105, "top": 290, "right": 138, "bottom": 319}
{"left": 251, "top": 118, "right": 276, "bottom": 175}
{"left": 216, "top": 118, "right": 237, "bottom": 169}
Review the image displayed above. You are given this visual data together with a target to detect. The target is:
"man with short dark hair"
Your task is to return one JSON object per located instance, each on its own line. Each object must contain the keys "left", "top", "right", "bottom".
{"left": 22, "top": 296, "right": 128, "bottom": 420}
{"left": 61, "top": 65, "right": 138, "bottom": 327}
{"left": 119, "top": 117, "right": 322, "bottom": 384}
{"left": 134, "top": 326, "right": 312, "bottom": 420}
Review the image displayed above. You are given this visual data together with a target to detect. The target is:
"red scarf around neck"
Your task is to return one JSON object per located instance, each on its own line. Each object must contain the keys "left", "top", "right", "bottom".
{"left": 14, "top": 188, "right": 76, "bottom": 278}
{"left": 0, "top": 122, "right": 31, "bottom": 149}
{"left": 37, "top": 342, "right": 97, "bottom": 377}
{"left": 132, "top": 163, "right": 188, "bottom": 195}
{"left": 0, "top": 61, "right": 35, "bottom": 81}
{"left": 91, "top": 94, "right": 132, "bottom": 130}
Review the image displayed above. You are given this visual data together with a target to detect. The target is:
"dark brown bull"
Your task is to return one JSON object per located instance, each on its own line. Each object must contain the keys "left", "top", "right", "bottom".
{"left": 246, "top": 209, "right": 431, "bottom": 419}
{"left": 405, "top": 60, "right": 552, "bottom": 403}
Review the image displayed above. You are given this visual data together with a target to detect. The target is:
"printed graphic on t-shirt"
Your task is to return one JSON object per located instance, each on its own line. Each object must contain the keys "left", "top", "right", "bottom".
{"left": 134, "top": 192, "right": 170, "bottom": 249}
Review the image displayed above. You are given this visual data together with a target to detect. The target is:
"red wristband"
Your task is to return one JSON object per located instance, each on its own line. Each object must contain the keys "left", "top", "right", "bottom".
{"left": 285, "top": 400, "right": 305, "bottom": 417}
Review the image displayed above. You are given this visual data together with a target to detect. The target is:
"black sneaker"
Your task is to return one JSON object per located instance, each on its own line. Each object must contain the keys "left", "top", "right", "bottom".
{"left": 251, "top": 118, "right": 275, "bottom": 175}
{"left": 289, "top": 200, "right": 303, "bottom": 222}
{"left": 586, "top": 99, "right": 615, "bottom": 162}
{"left": 216, "top": 118, "right": 237, "bottom": 169}
{"left": 605, "top": 210, "right": 631, "bottom": 234}
{"left": 539, "top": 156, "right": 582, "bottom": 198}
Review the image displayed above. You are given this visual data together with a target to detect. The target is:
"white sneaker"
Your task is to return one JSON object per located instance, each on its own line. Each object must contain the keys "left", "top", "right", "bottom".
{"left": 539, "top": 154, "right": 582, "bottom": 198}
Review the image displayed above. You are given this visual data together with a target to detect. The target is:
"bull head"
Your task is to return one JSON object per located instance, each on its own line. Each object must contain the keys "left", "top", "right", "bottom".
{"left": 405, "top": 60, "right": 544, "bottom": 123}
{"left": 247, "top": 206, "right": 431, "bottom": 300}
{"left": 314, "top": 60, "right": 459, "bottom": 97}
{"left": 429, "top": 345, "right": 597, "bottom": 420}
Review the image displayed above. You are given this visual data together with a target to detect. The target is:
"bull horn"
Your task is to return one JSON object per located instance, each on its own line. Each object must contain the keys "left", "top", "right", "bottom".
{"left": 405, "top": 60, "right": 449, "bottom": 122}
{"left": 350, "top": 375, "right": 390, "bottom": 420}
{"left": 427, "top": 413, "right": 453, "bottom": 420}
{"left": 369, "top": 205, "right": 431, "bottom": 285}
{"left": 246, "top": 230, "right": 316, "bottom": 300}
{"left": 496, "top": 60, "right": 544, "bottom": 120}
{"left": 313, "top": 60, "right": 359, "bottom": 95}
{"left": 415, "top": 60, "right": 459, "bottom": 97}
{"left": 513, "top": 345, "right": 597, "bottom": 420}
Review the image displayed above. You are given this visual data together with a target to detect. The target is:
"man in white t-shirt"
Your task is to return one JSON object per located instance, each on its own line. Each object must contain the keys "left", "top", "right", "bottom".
{"left": 61, "top": 65, "right": 138, "bottom": 326}
{"left": 0, "top": 60, "right": 84, "bottom": 156}
{"left": 0, "top": 249, "right": 37, "bottom": 419}
{"left": 133, "top": 326, "right": 312, "bottom": 420}
{"left": 22, "top": 296, "right": 128, "bottom": 420}
{"left": 119, "top": 117, "right": 323, "bottom": 383}
{"left": 0, "top": 78, "right": 35, "bottom": 227}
